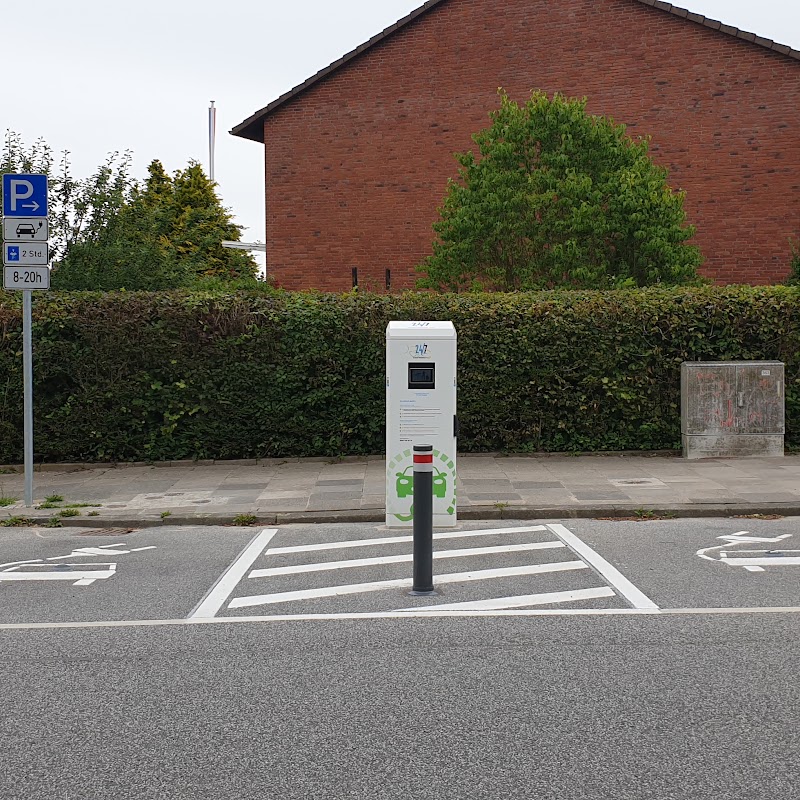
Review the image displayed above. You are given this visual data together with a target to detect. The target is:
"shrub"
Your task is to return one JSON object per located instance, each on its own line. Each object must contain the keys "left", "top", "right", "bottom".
{"left": 0, "top": 285, "right": 798, "bottom": 463}
{"left": 419, "top": 91, "right": 704, "bottom": 292}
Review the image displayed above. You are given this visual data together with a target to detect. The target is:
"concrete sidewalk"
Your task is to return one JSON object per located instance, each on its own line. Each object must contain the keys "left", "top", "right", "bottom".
{"left": 2, "top": 453, "right": 800, "bottom": 528}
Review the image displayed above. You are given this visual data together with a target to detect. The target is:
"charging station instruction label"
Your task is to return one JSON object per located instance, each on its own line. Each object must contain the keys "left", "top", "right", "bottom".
{"left": 399, "top": 399, "right": 442, "bottom": 440}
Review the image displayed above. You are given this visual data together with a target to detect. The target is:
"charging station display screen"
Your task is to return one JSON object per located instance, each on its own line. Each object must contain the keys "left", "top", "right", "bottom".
{"left": 408, "top": 363, "right": 435, "bottom": 389}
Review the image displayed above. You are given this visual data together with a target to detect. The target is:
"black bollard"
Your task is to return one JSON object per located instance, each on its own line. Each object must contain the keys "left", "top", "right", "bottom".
{"left": 410, "top": 443, "right": 436, "bottom": 595}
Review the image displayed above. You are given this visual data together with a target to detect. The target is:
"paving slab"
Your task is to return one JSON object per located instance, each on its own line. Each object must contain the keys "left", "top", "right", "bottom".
{"left": 2, "top": 454, "right": 800, "bottom": 527}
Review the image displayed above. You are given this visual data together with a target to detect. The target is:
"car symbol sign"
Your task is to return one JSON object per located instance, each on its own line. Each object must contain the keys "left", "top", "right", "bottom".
{"left": 2, "top": 217, "right": 49, "bottom": 242}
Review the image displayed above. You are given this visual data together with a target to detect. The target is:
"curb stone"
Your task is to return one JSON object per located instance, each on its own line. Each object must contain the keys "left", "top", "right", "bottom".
{"left": 3, "top": 502, "right": 799, "bottom": 530}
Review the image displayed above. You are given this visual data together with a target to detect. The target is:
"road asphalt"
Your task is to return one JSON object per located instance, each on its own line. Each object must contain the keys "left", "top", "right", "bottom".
{"left": 2, "top": 452, "right": 800, "bottom": 528}
{"left": 2, "top": 518, "right": 798, "bottom": 798}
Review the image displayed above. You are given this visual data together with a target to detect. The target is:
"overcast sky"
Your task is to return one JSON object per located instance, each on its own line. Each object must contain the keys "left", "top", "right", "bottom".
{"left": 2, "top": 0, "right": 797, "bottom": 264}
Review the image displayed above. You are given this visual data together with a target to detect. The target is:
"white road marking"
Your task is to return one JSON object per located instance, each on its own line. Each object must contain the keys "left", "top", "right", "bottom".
{"left": 227, "top": 561, "right": 589, "bottom": 610}
{"left": 248, "top": 541, "right": 565, "bottom": 578}
{"left": 267, "top": 526, "right": 548, "bottom": 555}
{"left": 546, "top": 523, "right": 659, "bottom": 610}
{"left": 48, "top": 544, "right": 131, "bottom": 559}
{"left": 0, "top": 564, "right": 116, "bottom": 585}
{"left": 9, "top": 607, "right": 800, "bottom": 631}
{"left": 697, "top": 531, "right": 799, "bottom": 572}
{"left": 396, "top": 586, "right": 616, "bottom": 612}
{"left": 188, "top": 528, "right": 278, "bottom": 619}
{"left": 719, "top": 555, "right": 800, "bottom": 567}
{"left": 17, "top": 543, "right": 158, "bottom": 562}
{"left": 716, "top": 533, "right": 791, "bottom": 544}
{"left": 0, "top": 542, "right": 157, "bottom": 589}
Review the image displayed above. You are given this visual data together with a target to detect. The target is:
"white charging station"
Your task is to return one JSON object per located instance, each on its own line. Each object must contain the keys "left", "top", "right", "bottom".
{"left": 386, "top": 321, "right": 457, "bottom": 527}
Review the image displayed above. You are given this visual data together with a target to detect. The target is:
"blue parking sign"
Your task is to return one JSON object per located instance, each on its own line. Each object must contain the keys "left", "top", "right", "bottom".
{"left": 2, "top": 174, "right": 48, "bottom": 217}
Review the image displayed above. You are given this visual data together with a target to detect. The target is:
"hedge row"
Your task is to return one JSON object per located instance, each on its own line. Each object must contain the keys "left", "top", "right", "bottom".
{"left": 0, "top": 286, "right": 799, "bottom": 463}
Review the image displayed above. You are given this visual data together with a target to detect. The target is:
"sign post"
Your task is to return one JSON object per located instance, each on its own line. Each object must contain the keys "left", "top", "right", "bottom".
{"left": 2, "top": 174, "right": 50, "bottom": 507}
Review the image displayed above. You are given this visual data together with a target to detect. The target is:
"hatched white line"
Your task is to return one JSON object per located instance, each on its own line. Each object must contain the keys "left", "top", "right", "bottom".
{"left": 249, "top": 540, "right": 565, "bottom": 578}
{"left": 267, "top": 526, "right": 548, "bottom": 555}
{"left": 227, "top": 561, "right": 588, "bottom": 610}
{"left": 396, "top": 587, "right": 617, "bottom": 612}
{"left": 547, "top": 523, "right": 659, "bottom": 610}
{"left": 189, "top": 528, "right": 278, "bottom": 619}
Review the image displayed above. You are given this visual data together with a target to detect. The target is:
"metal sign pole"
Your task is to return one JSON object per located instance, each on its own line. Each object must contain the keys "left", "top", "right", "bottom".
{"left": 22, "top": 289, "right": 33, "bottom": 507}
{"left": 3, "top": 173, "right": 49, "bottom": 506}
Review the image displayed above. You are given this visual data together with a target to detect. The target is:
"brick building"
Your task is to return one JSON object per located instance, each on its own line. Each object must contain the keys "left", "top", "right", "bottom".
{"left": 232, "top": 0, "right": 800, "bottom": 291}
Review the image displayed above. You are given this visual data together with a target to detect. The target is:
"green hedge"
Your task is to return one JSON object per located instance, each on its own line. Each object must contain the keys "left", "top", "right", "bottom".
{"left": 0, "top": 286, "right": 799, "bottom": 463}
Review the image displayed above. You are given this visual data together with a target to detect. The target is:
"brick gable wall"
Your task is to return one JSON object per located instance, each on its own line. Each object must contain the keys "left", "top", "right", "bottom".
{"left": 262, "top": 0, "right": 800, "bottom": 291}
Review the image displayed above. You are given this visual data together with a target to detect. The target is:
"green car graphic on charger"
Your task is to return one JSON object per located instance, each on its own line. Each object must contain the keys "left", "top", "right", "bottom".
{"left": 395, "top": 466, "right": 447, "bottom": 499}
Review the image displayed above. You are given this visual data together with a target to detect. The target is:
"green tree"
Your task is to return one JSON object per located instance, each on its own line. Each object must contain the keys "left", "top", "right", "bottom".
{"left": 52, "top": 159, "right": 258, "bottom": 289}
{"left": 418, "top": 91, "right": 704, "bottom": 292}
{"left": 161, "top": 162, "right": 258, "bottom": 281}
{"left": 2, "top": 130, "right": 133, "bottom": 264}
{"left": 3, "top": 131, "right": 258, "bottom": 290}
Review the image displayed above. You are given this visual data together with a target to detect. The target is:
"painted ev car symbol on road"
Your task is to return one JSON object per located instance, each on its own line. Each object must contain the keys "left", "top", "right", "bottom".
{"left": 697, "top": 531, "right": 800, "bottom": 573}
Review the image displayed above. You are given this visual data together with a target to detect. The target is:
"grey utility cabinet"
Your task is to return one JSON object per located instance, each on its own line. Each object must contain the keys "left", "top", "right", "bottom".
{"left": 681, "top": 361, "right": 785, "bottom": 459}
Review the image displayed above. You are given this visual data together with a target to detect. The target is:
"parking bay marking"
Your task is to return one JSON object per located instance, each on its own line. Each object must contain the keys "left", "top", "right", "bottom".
{"left": 547, "top": 523, "right": 659, "bottom": 610}
{"left": 15, "top": 607, "right": 800, "bottom": 632}
{"left": 188, "top": 528, "right": 278, "bottom": 619}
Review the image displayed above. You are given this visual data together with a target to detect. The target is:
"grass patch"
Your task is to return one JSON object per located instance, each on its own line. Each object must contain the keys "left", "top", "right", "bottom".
{"left": 596, "top": 509, "right": 677, "bottom": 522}
{"left": 45, "top": 494, "right": 64, "bottom": 503}
{"left": 160, "top": 510, "right": 172, "bottom": 519}
{"left": 87, "top": 511, "right": 100, "bottom": 517}
{"left": 58, "top": 508, "right": 81, "bottom": 518}
{"left": 232, "top": 513, "right": 258, "bottom": 526}
{"left": 0, "top": 497, "right": 18, "bottom": 507}
{"left": 36, "top": 501, "right": 61, "bottom": 509}
{"left": 64, "top": 503, "right": 101, "bottom": 509}
{"left": 0, "top": 516, "right": 35, "bottom": 527}
{"left": 45, "top": 517, "right": 63, "bottom": 528}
